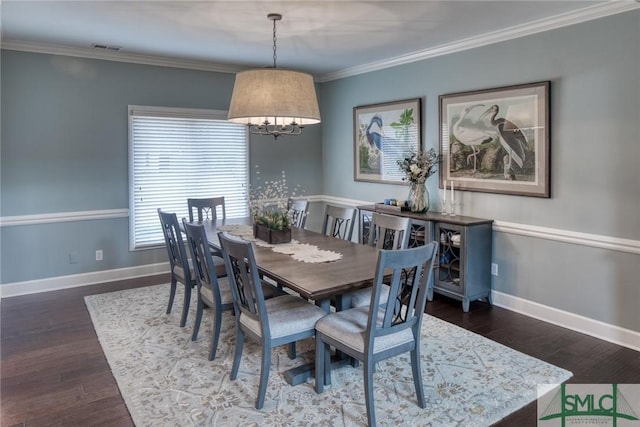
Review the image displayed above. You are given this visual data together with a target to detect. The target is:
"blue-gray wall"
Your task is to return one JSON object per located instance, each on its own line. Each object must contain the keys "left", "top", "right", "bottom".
{"left": 320, "top": 11, "right": 640, "bottom": 331}
{"left": 1, "top": 11, "right": 638, "bottom": 333}
{"left": 0, "top": 51, "right": 323, "bottom": 284}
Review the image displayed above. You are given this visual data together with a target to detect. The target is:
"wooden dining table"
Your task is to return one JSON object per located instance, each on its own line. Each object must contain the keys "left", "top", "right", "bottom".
{"left": 195, "top": 217, "right": 381, "bottom": 385}
{"left": 198, "top": 217, "right": 380, "bottom": 312}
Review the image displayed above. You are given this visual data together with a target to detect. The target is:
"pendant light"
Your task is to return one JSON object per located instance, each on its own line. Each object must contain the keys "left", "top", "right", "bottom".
{"left": 227, "top": 13, "right": 321, "bottom": 139}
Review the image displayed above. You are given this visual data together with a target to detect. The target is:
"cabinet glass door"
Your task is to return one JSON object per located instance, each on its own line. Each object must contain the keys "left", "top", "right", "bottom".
{"left": 436, "top": 223, "right": 464, "bottom": 293}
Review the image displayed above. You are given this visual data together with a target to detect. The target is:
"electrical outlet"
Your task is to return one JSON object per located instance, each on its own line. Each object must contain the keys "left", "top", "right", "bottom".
{"left": 69, "top": 252, "right": 78, "bottom": 264}
{"left": 491, "top": 263, "right": 498, "bottom": 276}
{"left": 96, "top": 249, "right": 103, "bottom": 261}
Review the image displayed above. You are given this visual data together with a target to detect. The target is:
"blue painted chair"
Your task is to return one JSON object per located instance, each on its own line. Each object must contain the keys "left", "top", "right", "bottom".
{"left": 182, "top": 220, "right": 234, "bottom": 360}
{"left": 218, "top": 231, "right": 326, "bottom": 409}
{"left": 348, "top": 212, "right": 412, "bottom": 308}
{"left": 188, "top": 197, "right": 227, "bottom": 258}
{"left": 314, "top": 242, "right": 437, "bottom": 426}
{"left": 321, "top": 204, "right": 356, "bottom": 241}
{"left": 288, "top": 198, "right": 309, "bottom": 229}
{"left": 157, "top": 209, "right": 196, "bottom": 327}
{"left": 187, "top": 196, "right": 226, "bottom": 222}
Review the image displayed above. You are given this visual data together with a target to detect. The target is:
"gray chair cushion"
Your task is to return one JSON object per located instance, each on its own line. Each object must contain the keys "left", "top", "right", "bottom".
{"left": 175, "top": 257, "right": 225, "bottom": 285}
{"left": 315, "top": 306, "right": 413, "bottom": 354}
{"left": 212, "top": 255, "right": 227, "bottom": 277}
{"left": 199, "top": 276, "right": 234, "bottom": 306}
{"left": 348, "top": 284, "right": 390, "bottom": 308}
{"left": 173, "top": 262, "right": 194, "bottom": 284}
{"left": 241, "top": 295, "right": 326, "bottom": 339}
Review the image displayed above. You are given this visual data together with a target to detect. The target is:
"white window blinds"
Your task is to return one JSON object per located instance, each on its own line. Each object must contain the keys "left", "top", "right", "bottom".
{"left": 128, "top": 106, "right": 249, "bottom": 250}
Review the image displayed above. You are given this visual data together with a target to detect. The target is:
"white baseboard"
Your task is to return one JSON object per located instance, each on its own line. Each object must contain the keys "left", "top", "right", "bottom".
{"left": 491, "top": 290, "right": 640, "bottom": 352}
{"left": 0, "top": 263, "right": 170, "bottom": 298}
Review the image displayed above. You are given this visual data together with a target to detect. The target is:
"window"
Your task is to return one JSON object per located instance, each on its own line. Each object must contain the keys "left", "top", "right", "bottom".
{"left": 128, "top": 106, "right": 249, "bottom": 250}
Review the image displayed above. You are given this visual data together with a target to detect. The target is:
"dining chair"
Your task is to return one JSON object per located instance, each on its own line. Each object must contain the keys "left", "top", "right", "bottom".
{"left": 182, "top": 220, "right": 235, "bottom": 360}
{"left": 314, "top": 242, "right": 437, "bottom": 426}
{"left": 188, "top": 197, "right": 226, "bottom": 258}
{"left": 321, "top": 204, "right": 356, "bottom": 241}
{"left": 157, "top": 209, "right": 196, "bottom": 327}
{"left": 366, "top": 212, "right": 412, "bottom": 250}
{"left": 288, "top": 198, "right": 309, "bottom": 229}
{"left": 218, "top": 231, "right": 326, "bottom": 409}
{"left": 187, "top": 197, "right": 226, "bottom": 222}
{"left": 348, "top": 212, "right": 412, "bottom": 308}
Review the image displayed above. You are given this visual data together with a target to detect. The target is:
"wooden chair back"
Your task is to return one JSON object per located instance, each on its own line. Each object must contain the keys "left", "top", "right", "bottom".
{"left": 367, "top": 212, "right": 412, "bottom": 250}
{"left": 188, "top": 197, "right": 226, "bottom": 222}
{"left": 182, "top": 220, "right": 222, "bottom": 305}
{"left": 157, "top": 209, "right": 190, "bottom": 279}
{"left": 288, "top": 198, "right": 309, "bottom": 229}
{"left": 321, "top": 205, "right": 356, "bottom": 241}
{"left": 217, "top": 232, "right": 267, "bottom": 329}
{"left": 367, "top": 242, "right": 437, "bottom": 347}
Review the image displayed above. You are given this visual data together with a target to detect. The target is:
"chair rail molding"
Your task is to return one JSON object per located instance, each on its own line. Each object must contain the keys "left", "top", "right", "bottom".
{"left": 1, "top": 203, "right": 637, "bottom": 254}
{"left": 492, "top": 220, "right": 640, "bottom": 255}
{"left": 0, "top": 209, "right": 129, "bottom": 227}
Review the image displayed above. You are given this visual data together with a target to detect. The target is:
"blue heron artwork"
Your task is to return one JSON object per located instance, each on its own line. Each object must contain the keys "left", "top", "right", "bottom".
{"left": 355, "top": 99, "right": 421, "bottom": 183}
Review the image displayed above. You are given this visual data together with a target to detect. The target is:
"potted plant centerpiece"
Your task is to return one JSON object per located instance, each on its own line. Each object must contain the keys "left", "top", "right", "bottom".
{"left": 250, "top": 170, "right": 302, "bottom": 244}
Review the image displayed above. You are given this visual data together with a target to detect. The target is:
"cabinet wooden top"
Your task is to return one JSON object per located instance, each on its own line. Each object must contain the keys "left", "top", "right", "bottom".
{"left": 357, "top": 205, "right": 493, "bottom": 226}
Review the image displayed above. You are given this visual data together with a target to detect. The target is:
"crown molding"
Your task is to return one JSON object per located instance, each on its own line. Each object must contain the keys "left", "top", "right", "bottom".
{"left": 316, "top": 2, "right": 640, "bottom": 82}
{"left": 0, "top": 40, "right": 242, "bottom": 74}
{"left": 1, "top": 2, "right": 638, "bottom": 82}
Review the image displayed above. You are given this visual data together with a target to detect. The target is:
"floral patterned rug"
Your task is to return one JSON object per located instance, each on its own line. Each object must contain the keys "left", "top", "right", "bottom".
{"left": 85, "top": 284, "right": 571, "bottom": 426}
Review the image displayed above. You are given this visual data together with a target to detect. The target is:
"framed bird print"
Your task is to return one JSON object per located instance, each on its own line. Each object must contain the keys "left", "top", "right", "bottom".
{"left": 354, "top": 98, "right": 422, "bottom": 184}
{"left": 439, "top": 81, "right": 550, "bottom": 197}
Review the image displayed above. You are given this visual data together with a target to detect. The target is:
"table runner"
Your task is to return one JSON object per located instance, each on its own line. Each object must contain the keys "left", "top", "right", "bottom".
{"left": 218, "top": 224, "right": 343, "bottom": 263}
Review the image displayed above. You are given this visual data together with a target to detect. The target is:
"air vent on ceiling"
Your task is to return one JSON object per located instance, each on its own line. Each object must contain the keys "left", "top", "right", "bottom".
{"left": 91, "top": 43, "right": 122, "bottom": 52}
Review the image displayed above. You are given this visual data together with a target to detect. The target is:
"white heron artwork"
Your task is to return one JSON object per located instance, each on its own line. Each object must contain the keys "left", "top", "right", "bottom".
{"left": 450, "top": 104, "right": 497, "bottom": 172}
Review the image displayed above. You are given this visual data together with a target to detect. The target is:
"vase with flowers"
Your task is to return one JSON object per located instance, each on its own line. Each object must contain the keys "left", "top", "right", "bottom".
{"left": 249, "top": 169, "right": 302, "bottom": 244}
{"left": 397, "top": 148, "right": 439, "bottom": 213}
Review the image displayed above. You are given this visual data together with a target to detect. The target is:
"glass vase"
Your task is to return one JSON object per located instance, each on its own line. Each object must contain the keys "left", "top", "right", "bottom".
{"left": 408, "top": 182, "right": 429, "bottom": 213}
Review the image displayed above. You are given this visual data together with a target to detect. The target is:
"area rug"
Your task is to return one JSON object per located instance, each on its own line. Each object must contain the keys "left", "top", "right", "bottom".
{"left": 85, "top": 284, "right": 572, "bottom": 426}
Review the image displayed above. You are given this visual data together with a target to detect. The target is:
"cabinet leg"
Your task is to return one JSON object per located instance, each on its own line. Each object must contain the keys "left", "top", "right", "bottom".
{"left": 462, "top": 298, "right": 470, "bottom": 312}
{"left": 427, "top": 287, "right": 434, "bottom": 302}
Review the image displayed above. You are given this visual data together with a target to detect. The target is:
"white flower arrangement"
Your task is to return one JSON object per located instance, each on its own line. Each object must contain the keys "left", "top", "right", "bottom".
{"left": 397, "top": 148, "right": 440, "bottom": 184}
{"left": 249, "top": 168, "right": 303, "bottom": 231}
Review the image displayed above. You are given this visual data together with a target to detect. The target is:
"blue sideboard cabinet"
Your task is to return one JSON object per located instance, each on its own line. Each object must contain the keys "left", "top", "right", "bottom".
{"left": 358, "top": 205, "right": 493, "bottom": 312}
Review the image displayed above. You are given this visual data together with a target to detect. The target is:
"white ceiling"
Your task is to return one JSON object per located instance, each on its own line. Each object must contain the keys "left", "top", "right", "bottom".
{"left": 2, "top": 1, "right": 638, "bottom": 80}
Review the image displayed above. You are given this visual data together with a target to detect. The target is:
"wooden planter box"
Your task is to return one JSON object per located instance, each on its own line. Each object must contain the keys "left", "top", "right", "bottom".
{"left": 253, "top": 224, "right": 291, "bottom": 244}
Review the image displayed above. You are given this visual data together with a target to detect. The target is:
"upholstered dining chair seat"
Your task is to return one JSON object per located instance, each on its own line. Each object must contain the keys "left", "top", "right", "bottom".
{"left": 174, "top": 257, "right": 226, "bottom": 282}
{"left": 199, "top": 276, "right": 234, "bottom": 307}
{"left": 240, "top": 295, "right": 325, "bottom": 340}
{"left": 315, "top": 306, "right": 413, "bottom": 354}
{"left": 347, "top": 284, "right": 390, "bottom": 308}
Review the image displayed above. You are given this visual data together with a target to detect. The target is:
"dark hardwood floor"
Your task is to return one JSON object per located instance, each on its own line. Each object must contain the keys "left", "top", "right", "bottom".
{"left": 2, "top": 275, "right": 639, "bottom": 426}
